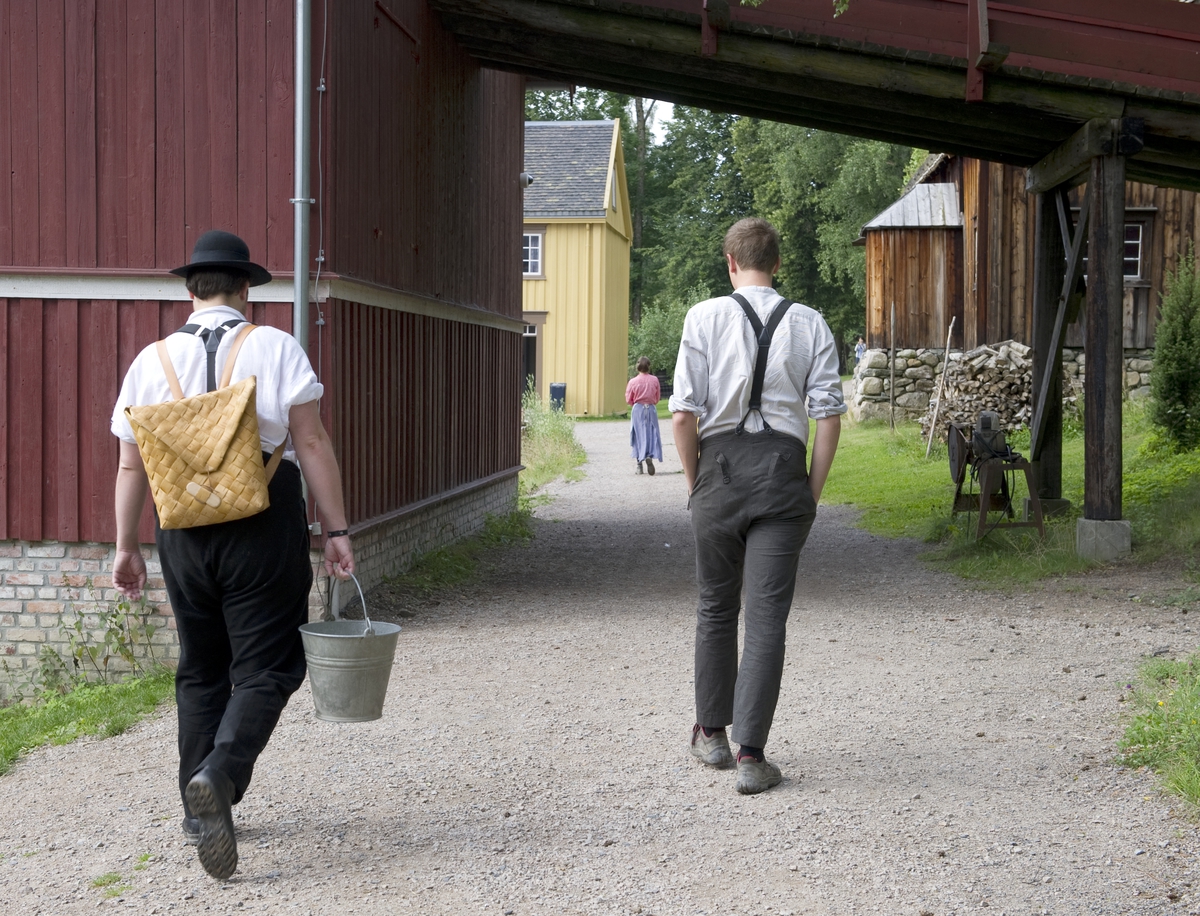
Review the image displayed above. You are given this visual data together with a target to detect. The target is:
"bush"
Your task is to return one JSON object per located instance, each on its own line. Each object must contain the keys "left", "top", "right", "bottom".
{"left": 1150, "top": 246, "right": 1200, "bottom": 451}
{"left": 520, "top": 385, "right": 586, "bottom": 494}
{"left": 628, "top": 283, "right": 710, "bottom": 377}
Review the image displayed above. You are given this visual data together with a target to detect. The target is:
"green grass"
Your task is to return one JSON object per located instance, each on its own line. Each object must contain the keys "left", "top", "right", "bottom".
{"left": 385, "top": 510, "right": 534, "bottom": 597}
{"left": 1119, "top": 654, "right": 1200, "bottom": 812}
{"left": 0, "top": 667, "right": 175, "bottom": 776}
{"left": 820, "top": 403, "right": 1200, "bottom": 584}
{"left": 520, "top": 389, "right": 587, "bottom": 494}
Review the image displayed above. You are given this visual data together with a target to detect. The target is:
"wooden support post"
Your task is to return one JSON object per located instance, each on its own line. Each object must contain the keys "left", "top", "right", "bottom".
{"left": 1030, "top": 190, "right": 1065, "bottom": 500}
{"left": 1084, "top": 152, "right": 1126, "bottom": 521}
{"left": 889, "top": 300, "right": 896, "bottom": 431}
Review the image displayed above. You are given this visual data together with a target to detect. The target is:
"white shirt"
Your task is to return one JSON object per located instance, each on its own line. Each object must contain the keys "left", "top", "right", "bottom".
{"left": 668, "top": 286, "right": 846, "bottom": 445}
{"left": 111, "top": 305, "right": 324, "bottom": 462}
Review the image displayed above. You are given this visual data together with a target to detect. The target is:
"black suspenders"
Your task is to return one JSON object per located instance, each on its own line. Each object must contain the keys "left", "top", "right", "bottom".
{"left": 730, "top": 293, "right": 794, "bottom": 435}
{"left": 174, "top": 319, "right": 247, "bottom": 392}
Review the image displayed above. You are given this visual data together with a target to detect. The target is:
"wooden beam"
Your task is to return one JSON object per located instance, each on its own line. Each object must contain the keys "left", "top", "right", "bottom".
{"left": 1030, "top": 184, "right": 1090, "bottom": 459}
{"left": 1083, "top": 152, "right": 1127, "bottom": 521}
{"left": 1030, "top": 191, "right": 1064, "bottom": 497}
{"left": 1026, "top": 118, "right": 1144, "bottom": 194}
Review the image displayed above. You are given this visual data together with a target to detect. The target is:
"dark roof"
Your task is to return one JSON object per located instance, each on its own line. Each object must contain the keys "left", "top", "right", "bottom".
{"left": 523, "top": 121, "right": 615, "bottom": 220}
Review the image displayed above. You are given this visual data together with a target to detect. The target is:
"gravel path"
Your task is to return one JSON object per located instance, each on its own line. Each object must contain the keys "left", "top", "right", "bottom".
{"left": 4, "top": 419, "right": 1200, "bottom": 915}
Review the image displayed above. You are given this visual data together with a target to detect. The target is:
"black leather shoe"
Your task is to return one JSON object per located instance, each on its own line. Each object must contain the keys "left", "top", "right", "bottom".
{"left": 182, "top": 816, "right": 200, "bottom": 846}
{"left": 185, "top": 768, "right": 238, "bottom": 880}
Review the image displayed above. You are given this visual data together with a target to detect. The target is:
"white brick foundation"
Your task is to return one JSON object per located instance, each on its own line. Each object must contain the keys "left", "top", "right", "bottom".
{"left": 0, "top": 470, "right": 518, "bottom": 698}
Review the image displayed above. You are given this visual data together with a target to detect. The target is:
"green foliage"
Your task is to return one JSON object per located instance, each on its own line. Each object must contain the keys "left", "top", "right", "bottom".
{"left": 1149, "top": 246, "right": 1200, "bottom": 451}
{"left": 524, "top": 88, "right": 630, "bottom": 127}
{"left": 520, "top": 385, "right": 587, "bottom": 493}
{"left": 823, "top": 403, "right": 1200, "bottom": 584}
{"left": 1119, "top": 654, "right": 1200, "bottom": 811}
{"left": 901, "top": 148, "right": 931, "bottom": 188}
{"left": 628, "top": 283, "right": 710, "bottom": 377}
{"left": 4, "top": 590, "right": 162, "bottom": 703}
{"left": 0, "top": 668, "right": 174, "bottom": 776}
{"left": 383, "top": 510, "right": 535, "bottom": 599}
{"left": 639, "top": 107, "right": 753, "bottom": 308}
{"left": 731, "top": 120, "right": 910, "bottom": 362}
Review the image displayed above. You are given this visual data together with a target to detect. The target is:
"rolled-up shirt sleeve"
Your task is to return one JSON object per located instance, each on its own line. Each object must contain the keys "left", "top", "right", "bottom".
{"left": 276, "top": 333, "right": 324, "bottom": 414}
{"left": 804, "top": 318, "right": 848, "bottom": 419}
{"left": 668, "top": 310, "right": 708, "bottom": 417}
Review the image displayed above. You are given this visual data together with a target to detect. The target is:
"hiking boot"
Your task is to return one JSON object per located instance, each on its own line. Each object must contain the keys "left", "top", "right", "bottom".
{"left": 636, "top": 461, "right": 644, "bottom": 475}
{"left": 182, "top": 816, "right": 201, "bottom": 846}
{"left": 185, "top": 768, "right": 238, "bottom": 880}
{"left": 689, "top": 724, "right": 734, "bottom": 769}
{"left": 646, "top": 458, "right": 655, "bottom": 476}
{"left": 735, "top": 756, "right": 782, "bottom": 795}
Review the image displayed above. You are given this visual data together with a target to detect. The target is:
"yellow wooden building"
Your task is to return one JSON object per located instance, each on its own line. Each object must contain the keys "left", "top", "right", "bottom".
{"left": 522, "top": 119, "right": 631, "bottom": 416}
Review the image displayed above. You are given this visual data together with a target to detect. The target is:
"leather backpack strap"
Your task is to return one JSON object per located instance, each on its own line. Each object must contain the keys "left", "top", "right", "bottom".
{"left": 155, "top": 341, "right": 186, "bottom": 401}
{"left": 263, "top": 442, "right": 286, "bottom": 484}
{"left": 219, "top": 323, "right": 258, "bottom": 388}
{"left": 219, "top": 323, "right": 286, "bottom": 483}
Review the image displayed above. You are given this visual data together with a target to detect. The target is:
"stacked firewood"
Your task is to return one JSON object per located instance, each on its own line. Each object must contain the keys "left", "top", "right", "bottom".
{"left": 919, "top": 340, "right": 1033, "bottom": 440}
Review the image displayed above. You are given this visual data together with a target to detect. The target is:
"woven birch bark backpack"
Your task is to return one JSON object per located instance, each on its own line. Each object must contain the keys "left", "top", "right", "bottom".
{"left": 125, "top": 320, "right": 285, "bottom": 530}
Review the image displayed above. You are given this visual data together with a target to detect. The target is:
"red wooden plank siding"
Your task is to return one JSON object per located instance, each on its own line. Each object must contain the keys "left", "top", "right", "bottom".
{"left": 43, "top": 300, "right": 80, "bottom": 542}
{"left": 182, "top": 0, "right": 212, "bottom": 257}
{"left": 97, "top": 0, "right": 129, "bottom": 268}
{"left": 65, "top": 0, "right": 98, "bottom": 268}
{"left": 9, "top": 3, "right": 39, "bottom": 266}
{"left": 13, "top": 301, "right": 44, "bottom": 541}
{"left": 154, "top": 0, "right": 186, "bottom": 269}
{"left": 237, "top": 0, "right": 269, "bottom": 258}
{"left": 128, "top": 0, "right": 157, "bottom": 268}
{"left": 264, "top": 0, "right": 294, "bottom": 272}
{"left": 209, "top": 0, "right": 240, "bottom": 234}
{"left": 0, "top": 5, "right": 13, "bottom": 265}
{"left": 327, "top": 300, "right": 520, "bottom": 526}
{"left": 37, "top": 0, "right": 67, "bottom": 268}
{"left": 0, "top": 302, "right": 7, "bottom": 539}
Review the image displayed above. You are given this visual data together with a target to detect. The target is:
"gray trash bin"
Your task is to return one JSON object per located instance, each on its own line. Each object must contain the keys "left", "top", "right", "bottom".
{"left": 549, "top": 382, "right": 566, "bottom": 411}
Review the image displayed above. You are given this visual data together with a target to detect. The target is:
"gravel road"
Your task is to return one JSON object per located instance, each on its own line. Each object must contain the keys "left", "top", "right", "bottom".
{"left": 3, "top": 419, "right": 1199, "bottom": 916}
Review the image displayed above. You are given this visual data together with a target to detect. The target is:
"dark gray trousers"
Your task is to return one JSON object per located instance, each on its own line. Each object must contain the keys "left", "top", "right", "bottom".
{"left": 690, "top": 430, "right": 817, "bottom": 749}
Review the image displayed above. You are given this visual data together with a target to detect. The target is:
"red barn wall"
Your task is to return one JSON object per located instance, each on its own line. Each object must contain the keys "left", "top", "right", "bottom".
{"left": 0, "top": 0, "right": 524, "bottom": 543}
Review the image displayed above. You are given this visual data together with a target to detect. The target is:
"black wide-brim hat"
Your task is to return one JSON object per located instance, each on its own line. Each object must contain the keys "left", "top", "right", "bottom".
{"left": 170, "top": 230, "right": 273, "bottom": 287}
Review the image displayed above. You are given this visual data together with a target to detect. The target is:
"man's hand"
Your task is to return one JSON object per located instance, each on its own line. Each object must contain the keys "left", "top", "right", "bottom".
{"left": 113, "top": 548, "right": 148, "bottom": 600}
{"left": 323, "top": 535, "right": 355, "bottom": 579}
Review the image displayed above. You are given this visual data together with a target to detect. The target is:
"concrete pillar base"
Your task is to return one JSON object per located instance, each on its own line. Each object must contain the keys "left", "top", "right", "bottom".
{"left": 1076, "top": 518, "right": 1131, "bottom": 561}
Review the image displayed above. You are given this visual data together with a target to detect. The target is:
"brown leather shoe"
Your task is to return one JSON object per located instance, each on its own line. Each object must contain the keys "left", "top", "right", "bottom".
{"left": 689, "top": 724, "right": 734, "bottom": 769}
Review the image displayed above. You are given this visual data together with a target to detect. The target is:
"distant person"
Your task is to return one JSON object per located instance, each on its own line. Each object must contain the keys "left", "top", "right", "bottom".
{"left": 855, "top": 336, "right": 866, "bottom": 365}
{"left": 671, "top": 217, "right": 844, "bottom": 794}
{"left": 626, "top": 356, "right": 664, "bottom": 475}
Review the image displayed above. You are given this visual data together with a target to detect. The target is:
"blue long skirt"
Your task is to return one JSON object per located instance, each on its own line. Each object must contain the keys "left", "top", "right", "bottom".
{"left": 629, "top": 402, "right": 664, "bottom": 462}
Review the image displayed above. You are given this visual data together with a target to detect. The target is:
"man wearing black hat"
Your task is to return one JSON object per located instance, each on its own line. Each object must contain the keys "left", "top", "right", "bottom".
{"left": 110, "top": 230, "right": 355, "bottom": 881}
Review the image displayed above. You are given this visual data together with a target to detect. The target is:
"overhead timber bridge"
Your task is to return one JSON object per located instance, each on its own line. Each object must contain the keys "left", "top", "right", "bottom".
{"left": 432, "top": 0, "right": 1200, "bottom": 556}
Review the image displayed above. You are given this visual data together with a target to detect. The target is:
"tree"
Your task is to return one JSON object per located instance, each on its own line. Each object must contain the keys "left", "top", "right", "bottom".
{"left": 1150, "top": 246, "right": 1200, "bottom": 451}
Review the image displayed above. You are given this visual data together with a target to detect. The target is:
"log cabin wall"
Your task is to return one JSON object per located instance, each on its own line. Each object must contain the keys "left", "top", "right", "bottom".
{"left": 870, "top": 155, "right": 1198, "bottom": 352}
{"left": 0, "top": 0, "right": 525, "bottom": 543}
{"left": 864, "top": 229, "right": 962, "bottom": 350}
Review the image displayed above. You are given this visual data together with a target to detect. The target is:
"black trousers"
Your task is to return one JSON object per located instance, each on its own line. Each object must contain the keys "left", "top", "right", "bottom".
{"left": 156, "top": 458, "right": 313, "bottom": 810}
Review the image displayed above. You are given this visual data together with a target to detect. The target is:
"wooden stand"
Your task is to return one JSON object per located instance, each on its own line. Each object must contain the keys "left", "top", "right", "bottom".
{"left": 951, "top": 435, "right": 1046, "bottom": 540}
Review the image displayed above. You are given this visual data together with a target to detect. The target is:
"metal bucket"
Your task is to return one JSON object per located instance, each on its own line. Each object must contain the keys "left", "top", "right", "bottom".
{"left": 299, "top": 574, "right": 400, "bottom": 722}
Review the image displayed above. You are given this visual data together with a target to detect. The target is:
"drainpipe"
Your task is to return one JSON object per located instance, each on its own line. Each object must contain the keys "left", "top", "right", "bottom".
{"left": 291, "top": 0, "right": 313, "bottom": 349}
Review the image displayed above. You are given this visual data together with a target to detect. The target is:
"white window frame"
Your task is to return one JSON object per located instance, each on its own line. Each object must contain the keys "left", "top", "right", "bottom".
{"left": 522, "top": 230, "right": 544, "bottom": 279}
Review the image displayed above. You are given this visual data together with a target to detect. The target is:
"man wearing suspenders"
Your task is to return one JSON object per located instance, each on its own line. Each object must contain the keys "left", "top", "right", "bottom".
{"left": 670, "top": 218, "right": 845, "bottom": 794}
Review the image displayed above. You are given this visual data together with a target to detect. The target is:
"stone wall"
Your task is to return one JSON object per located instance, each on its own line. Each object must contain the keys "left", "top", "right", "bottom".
{"left": 849, "top": 346, "right": 1157, "bottom": 422}
{"left": 0, "top": 472, "right": 518, "bottom": 698}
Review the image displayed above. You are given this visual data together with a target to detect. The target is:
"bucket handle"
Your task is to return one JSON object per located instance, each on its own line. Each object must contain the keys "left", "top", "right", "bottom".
{"left": 331, "top": 573, "right": 375, "bottom": 636}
